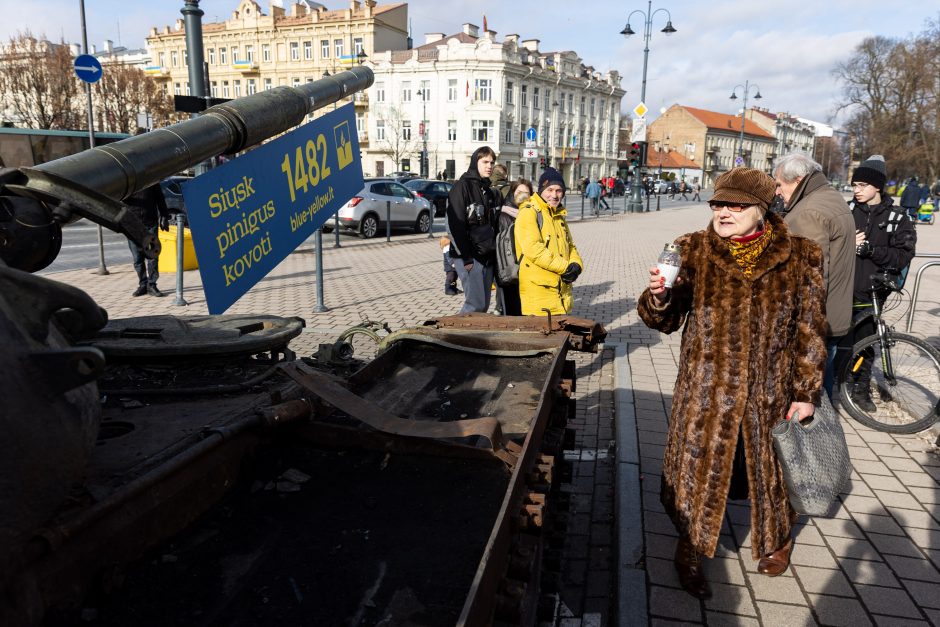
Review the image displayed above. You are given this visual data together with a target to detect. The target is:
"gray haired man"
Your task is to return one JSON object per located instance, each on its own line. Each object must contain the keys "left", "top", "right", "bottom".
{"left": 774, "top": 153, "right": 856, "bottom": 397}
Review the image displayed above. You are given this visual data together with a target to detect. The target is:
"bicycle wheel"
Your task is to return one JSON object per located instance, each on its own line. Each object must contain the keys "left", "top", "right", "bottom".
{"left": 839, "top": 333, "right": 940, "bottom": 433}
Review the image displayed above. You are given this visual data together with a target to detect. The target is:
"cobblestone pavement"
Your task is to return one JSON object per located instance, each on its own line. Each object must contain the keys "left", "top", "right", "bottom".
{"left": 48, "top": 198, "right": 940, "bottom": 626}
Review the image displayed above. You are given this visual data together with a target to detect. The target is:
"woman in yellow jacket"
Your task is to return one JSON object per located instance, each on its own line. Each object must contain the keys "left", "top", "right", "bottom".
{"left": 514, "top": 167, "right": 584, "bottom": 315}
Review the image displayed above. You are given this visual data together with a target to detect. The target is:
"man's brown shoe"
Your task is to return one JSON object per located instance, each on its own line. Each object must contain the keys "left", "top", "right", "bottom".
{"left": 674, "top": 537, "right": 712, "bottom": 599}
{"left": 757, "top": 538, "right": 793, "bottom": 576}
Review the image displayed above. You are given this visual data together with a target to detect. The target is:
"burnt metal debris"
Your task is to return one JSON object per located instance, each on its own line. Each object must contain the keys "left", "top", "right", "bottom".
{"left": 0, "top": 62, "right": 610, "bottom": 626}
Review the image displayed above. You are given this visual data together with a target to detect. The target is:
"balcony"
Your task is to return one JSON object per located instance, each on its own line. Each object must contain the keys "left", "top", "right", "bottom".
{"left": 354, "top": 92, "right": 369, "bottom": 107}
{"left": 706, "top": 145, "right": 721, "bottom": 154}
{"left": 233, "top": 60, "right": 259, "bottom": 73}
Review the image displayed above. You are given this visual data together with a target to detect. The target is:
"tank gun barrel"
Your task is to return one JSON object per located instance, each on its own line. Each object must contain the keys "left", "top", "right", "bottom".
{"left": 35, "top": 66, "right": 374, "bottom": 202}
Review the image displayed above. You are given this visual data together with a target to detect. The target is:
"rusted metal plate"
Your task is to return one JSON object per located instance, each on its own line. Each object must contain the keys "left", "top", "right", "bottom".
{"left": 82, "top": 314, "right": 305, "bottom": 360}
{"left": 420, "top": 313, "right": 606, "bottom": 352}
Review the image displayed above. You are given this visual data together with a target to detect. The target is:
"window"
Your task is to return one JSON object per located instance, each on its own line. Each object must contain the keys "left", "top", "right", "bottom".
{"left": 292, "top": 77, "right": 301, "bottom": 87}
{"left": 475, "top": 79, "right": 492, "bottom": 102}
{"left": 505, "top": 80, "right": 514, "bottom": 104}
{"left": 471, "top": 120, "right": 493, "bottom": 142}
{"left": 184, "top": 50, "right": 188, "bottom": 66}
{"left": 231, "top": 47, "right": 239, "bottom": 63}
{"left": 419, "top": 80, "right": 430, "bottom": 101}
{"left": 222, "top": 81, "right": 230, "bottom": 98}
{"left": 334, "top": 39, "right": 344, "bottom": 58}
{"left": 356, "top": 111, "right": 364, "bottom": 134}
{"left": 401, "top": 81, "right": 412, "bottom": 102}
{"left": 247, "top": 78, "right": 256, "bottom": 94}
{"left": 246, "top": 45, "right": 254, "bottom": 62}
{"left": 504, "top": 121, "right": 513, "bottom": 143}
{"left": 521, "top": 85, "right": 528, "bottom": 107}
{"left": 210, "top": 81, "right": 217, "bottom": 97}
{"left": 590, "top": 97, "right": 595, "bottom": 117}
{"left": 567, "top": 93, "right": 573, "bottom": 113}
{"left": 174, "top": 82, "right": 181, "bottom": 95}
{"left": 158, "top": 52, "right": 166, "bottom": 67}
{"left": 447, "top": 120, "right": 457, "bottom": 141}
{"left": 233, "top": 80, "right": 242, "bottom": 97}
{"left": 402, "top": 120, "right": 412, "bottom": 140}
{"left": 611, "top": 103, "right": 617, "bottom": 118}
{"left": 262, "top": 44, "right": 270, "bottom": 62}
{"left": 303, "top": 41, "right": 312, "bottom": 60}
{"left": 580, "top": 96, "right": 586, "bottom": 115}
{"left": 545, "top": 89, "right": 551, "bottom": 110}
{"left": 376, "top": 119, "right": 386, "bottom": 141}
{"left": 354, "top": 37, "right": 364, "bottom": 55}
{"left": 290, "top": 42, "right": 299, "bottom": 61}
{"left": 375, "top": 82, "right": 385, "bottom": 102}
{"left": 321, "top": 40, "right": 330, "bottom": 58}
{"left": 220, "top": 48, "right": 227, "bottom": 64}
{"left": 448, "top": 79, "right": 457, "bottom": 102}
{"left": 533, "top": 86, "right": 540, "bottom": 109}
{"left": 264, "top": 78, "right": 272, "bottom": 91}
{"left": 171, "top": 50, "right": 178, "bottom": 67}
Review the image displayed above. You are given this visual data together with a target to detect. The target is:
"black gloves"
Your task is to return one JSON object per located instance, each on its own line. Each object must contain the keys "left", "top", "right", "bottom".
{"left": 560, "top": 263, "right": 582, "bottom": 284}
{"left": 856, "top": 241, "right": 873, "bottom": 258}
{"left": 159, "top": 215, "right": 170, "bottom": 232}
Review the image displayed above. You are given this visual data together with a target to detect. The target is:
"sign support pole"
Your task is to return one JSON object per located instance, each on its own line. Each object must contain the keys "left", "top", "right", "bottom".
{"left": 79, "top": 0, "right": 108, "bottom": 275}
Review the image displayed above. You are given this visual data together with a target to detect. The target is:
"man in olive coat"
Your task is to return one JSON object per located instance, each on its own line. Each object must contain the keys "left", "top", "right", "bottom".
{"left": 774, "top": 153, "right": 856, "bottom": 397}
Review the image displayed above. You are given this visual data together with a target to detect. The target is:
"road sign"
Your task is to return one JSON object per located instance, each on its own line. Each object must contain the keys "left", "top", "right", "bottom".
{"left": 182, "top": 104, "right": 364, "bottom": 314}
{"left": 631, "top": 118, "right": 647, "bottom": 143}
{"left": 525, "top": 127, "right": 537, "bottom": 142}
{"left": 73, "top": 54, "right": 102, "bottom": 84}
{"left": 418, "top": 122, "right": 425, "bottom": 137}
{"left": 523, "top": 147, "right": 538, "bottom": 160}
{"left": 735, "top": 156, "right": 744, "bottom": 166}
{"left": 633, "top": 102, "right": 648, "bottom": 118}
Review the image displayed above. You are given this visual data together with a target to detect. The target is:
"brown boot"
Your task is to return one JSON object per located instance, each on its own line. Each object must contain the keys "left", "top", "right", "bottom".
{"left": 757, "top": 538, "right": 793, "bottom": 576}
{"left": 674, "top": 536, "right": 712, "bottom": 599}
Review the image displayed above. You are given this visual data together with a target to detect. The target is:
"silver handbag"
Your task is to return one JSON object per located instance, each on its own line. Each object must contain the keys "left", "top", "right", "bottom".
{"left": 771, "top": 394, "right": 852, "bottom": 516}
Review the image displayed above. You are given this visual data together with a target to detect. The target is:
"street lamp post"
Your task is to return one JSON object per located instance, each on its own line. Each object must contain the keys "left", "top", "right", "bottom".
{"left": 620, "top": 1, "right": 677, "bottom": 213}
{"left": 729, "top": 80, "right": 761, "bottom": 166}
{"left": 417, "top": 89, "right": 428, "bottom": 178}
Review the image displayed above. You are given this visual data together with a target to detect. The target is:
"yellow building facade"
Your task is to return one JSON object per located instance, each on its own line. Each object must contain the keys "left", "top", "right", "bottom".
{"left": 146, "top": 0, "right": 408, "bottom": 103}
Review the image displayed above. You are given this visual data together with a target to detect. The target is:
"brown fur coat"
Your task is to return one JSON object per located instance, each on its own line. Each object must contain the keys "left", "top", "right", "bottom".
{"left": 637, "top": 212, "right": 827, "bottom": 559}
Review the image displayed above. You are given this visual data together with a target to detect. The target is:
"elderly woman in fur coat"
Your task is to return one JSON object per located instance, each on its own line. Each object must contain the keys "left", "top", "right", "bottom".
{"left": 637, "top": 168, "right": 828, "bottom": 599}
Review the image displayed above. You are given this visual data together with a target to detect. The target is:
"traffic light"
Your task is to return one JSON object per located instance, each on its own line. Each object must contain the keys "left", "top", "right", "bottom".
{"left": 539, "top": 157, "right": 546, "bottom": 169}
{"left": 629, "top": 142, "right": 641, "bottom": 167}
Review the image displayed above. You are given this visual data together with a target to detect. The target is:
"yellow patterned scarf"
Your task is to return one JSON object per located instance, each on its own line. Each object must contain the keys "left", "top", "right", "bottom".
{"left": 726, "top": 222, "right": 774, "bottom": 278}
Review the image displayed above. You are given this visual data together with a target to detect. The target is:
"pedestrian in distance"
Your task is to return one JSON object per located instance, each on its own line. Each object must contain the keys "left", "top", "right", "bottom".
{"left": 494, "top": 178, "right": 533, "bottom": 316}
{"left": 445, "top": 146, "right": 501, "bottom": 314}
{"left": 598, "top": 181, "right": 611, "bottom": 212}
{"left": 847, "top": 155, "right": 917, "bottom": 411}
{"left": 899, "top": 176, "right": 922, "bottom": 219}
{"left": 490, "top": 163, "right": 510, "bottom": 205}
{"left": 514, "top": 167, "right": 583, "bottom": 316}
{"left": 774, "top": 152, "right": 857, "bottom": 399}
{"left": 125, "top": 183, "right": 172, "bottom": 297}
{"left": 584, "top": 178, "right": 601, "bottom": 214}
{"left": 691, "top": 181, "right": 701, "bottom": 202}
{"left": 678, "top": 180, "right": 690, "bottom": 201}
{"left": 637, "top": 167, "right": 828, "bottom": 600}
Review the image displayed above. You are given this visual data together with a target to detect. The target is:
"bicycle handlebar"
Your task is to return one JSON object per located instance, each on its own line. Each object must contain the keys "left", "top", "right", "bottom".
{"left": 869, "top": 269, "right": 900, "bottom": 293}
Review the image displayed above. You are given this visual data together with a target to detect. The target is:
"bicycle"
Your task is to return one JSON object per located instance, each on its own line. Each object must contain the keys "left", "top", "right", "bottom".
{"left": 837, "top": 269, "right": 940, "bottom": 434}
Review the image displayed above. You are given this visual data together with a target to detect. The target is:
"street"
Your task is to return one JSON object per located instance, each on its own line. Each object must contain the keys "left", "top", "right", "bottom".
{"left": 40, "top": 218, "right": 133, "bottom": 275}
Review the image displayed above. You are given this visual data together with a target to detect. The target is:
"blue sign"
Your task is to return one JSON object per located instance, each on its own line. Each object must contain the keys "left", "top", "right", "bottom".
{"left": 734, "top": 156, "right": 744, "bottom": 166}
{"left": 525, "top": 127, "right": 537, "bottom": 142}
{"left": 182, "top": 104, "right": 363, "bottom": 314}
{"left": 73, "top": 54, "right": 102, "bottom": 83}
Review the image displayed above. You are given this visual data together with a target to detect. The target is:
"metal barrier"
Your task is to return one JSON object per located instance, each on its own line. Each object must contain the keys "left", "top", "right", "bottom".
{"left": 905, "top": 253, "right": 940, "bottom": 332}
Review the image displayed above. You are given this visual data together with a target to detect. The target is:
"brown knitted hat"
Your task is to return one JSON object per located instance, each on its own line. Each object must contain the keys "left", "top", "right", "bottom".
{"left": 711, "top": 167, "right": 777, "bottom": 210}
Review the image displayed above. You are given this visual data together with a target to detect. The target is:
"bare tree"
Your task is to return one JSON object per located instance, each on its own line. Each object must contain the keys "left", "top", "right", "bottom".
{"left": 94, "top": 64, "right": 173, "bottom": 133}
{"left": 0, "top": 31, "right": 79, "bottom": 129}
{"left": 834, "top": 18, "right": 940, "bottom": 181}
{"left": 373, "top": 104, "right": 419, "bottom": 171}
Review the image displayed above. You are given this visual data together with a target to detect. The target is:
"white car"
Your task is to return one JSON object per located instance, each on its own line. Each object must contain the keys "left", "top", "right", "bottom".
{"left": 332, "top": 178, "right": 433, "bottom": 238}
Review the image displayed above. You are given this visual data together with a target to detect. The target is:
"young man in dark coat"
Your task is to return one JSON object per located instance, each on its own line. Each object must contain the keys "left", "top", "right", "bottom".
{"left": 124, "top": 183, "right": 172, "bottom": 297}
{"left": 848, "top": 155, "right": 917, "bottom": 410}
{"left": 899, "top": 176, "right": 923, "bottom": 219}
{"left": 445, "top": 146, "right": 501, "bottom": 313}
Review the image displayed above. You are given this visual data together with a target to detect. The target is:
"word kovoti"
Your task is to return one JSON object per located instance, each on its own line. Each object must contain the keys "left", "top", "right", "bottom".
{"left": 208, "top": 176, "right": 276, "bottom": 287}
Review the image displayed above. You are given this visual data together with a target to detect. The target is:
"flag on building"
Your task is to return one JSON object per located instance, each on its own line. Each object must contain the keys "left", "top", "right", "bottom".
{"left": 483, "top": 15, "right": 488, "bottom": 32}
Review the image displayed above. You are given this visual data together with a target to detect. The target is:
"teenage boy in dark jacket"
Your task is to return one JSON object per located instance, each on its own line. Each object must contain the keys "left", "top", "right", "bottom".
{"left": 847, "top": 155, "right": 917, "bottom": 410}
{"left": 445, "top": 146, "right": 501, "bottom": 313}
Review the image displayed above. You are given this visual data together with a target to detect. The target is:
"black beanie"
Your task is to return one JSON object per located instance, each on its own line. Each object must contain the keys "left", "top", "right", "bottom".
{"left": 538, "top": 167, "right": 566, "bottom": 193}
{"left": 852, "top": 154, "right": 887, "bottom": 191}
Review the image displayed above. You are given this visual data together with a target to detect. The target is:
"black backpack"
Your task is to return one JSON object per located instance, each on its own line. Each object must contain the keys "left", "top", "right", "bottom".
{"left": 495, "top": 209, "right": 543, "bottom": 287}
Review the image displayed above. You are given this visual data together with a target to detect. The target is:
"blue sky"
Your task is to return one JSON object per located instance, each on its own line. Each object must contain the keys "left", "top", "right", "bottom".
{"left": 2, "top": 0, "right": 931, "bottom": 125}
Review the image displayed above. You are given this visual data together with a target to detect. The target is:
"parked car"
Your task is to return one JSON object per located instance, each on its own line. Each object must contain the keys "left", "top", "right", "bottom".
{"left": 403, "top": 179, "right": 453, "bottom": 217}
{"left": 332, "top": 178, "right": 432, "bottom": 238}
{"left": 159, "top": 175, "right": 193, "bottom": 225}
{"left": 386, "top": 171, "right": 420, "bottom": 183}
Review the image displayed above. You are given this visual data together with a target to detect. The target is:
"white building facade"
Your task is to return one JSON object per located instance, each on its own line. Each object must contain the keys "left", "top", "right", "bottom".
{"left": 362, "top": 24, "right": 624, "bottom": 187}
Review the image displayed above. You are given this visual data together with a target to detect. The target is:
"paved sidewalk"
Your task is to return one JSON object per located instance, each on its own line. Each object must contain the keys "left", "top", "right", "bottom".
{"left": 47, "top": 200, "right": 940, "bottom": 626}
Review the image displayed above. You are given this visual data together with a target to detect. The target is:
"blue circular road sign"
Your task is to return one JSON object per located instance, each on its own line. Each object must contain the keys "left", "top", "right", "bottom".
{"left": 525, "top": 127, "right": 537, "bottom": 142}
{"left": 74, "top": 54, "right": 103, "bottom": 83}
